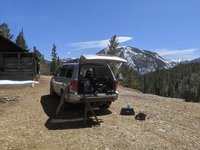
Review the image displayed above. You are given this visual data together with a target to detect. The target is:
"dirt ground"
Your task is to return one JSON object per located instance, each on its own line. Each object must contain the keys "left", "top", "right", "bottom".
{"left": 0, "top": 76, "right": 200, "bottom": 150}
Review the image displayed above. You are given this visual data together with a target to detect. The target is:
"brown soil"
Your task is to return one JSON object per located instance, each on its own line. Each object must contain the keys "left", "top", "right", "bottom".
{"left": 0, "top": 76, "right": 199, "bottom": 150}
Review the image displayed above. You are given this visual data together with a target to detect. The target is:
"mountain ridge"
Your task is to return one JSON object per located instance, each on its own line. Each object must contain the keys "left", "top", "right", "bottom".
{"left": 97, "top": 46, "right": 175, "bottom": 74}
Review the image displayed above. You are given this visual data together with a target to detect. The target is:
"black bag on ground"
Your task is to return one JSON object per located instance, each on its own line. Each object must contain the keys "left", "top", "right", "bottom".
{"left": 135, "top": 112, "right": 147, "bottom": 120}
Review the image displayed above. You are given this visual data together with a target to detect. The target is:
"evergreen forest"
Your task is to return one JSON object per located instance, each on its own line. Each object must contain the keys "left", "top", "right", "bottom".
{"left": 140, "top": 62, "right": 200, "bottom": 102}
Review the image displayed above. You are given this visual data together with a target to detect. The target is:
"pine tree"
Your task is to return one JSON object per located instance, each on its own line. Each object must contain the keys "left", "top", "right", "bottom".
{"left": 15, "top": 29, "right": 28, "bottom": 50}
{"left": 33, "top": 46, "right": 51, "bottom": 75}
{"left": 107, "top": 35, "right": 119, "bottom": 56}
{"left": 57, "top": 57, "right": 61, "bottom": 67}
{"left": 107, "top": 35, "right": 119, "bottom": 75}
{"left": 50, "top": 43, "right": 59, "bottom": 74}
{"left": 0, "top": 22, "right": 13, "bottom": 40}
{"left": 33, "top": 46, "right": 44, "bottom": 60}
{"left": 121, "top": 65, "right": 139, "bottom": 89}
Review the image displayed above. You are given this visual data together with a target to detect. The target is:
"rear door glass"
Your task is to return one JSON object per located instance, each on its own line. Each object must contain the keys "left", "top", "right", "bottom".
{"left": 94, "top": 66, "right": 112, "bottom": 78}
{"left": 59, "top": 65, "right": 68, "bottom": 77}
{"left": 80, "top": 65, "right": 112, "bottom": 79}
{"left": 65, "top": 65, "right": 74, "bottom": 78}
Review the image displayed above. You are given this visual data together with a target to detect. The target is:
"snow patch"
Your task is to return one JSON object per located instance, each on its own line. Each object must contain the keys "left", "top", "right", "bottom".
{"left": 0, "top": 80, "right": 39, "bottom": 85}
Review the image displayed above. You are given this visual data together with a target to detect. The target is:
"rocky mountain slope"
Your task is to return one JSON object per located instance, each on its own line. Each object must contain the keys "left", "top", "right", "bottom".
{"left": 97, "top": 46, "right": 174, "bottom": 74}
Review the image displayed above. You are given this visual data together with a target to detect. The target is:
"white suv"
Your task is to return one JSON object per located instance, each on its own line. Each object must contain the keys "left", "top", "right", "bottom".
{"left": 50, "top": 55, "right": 126, "bottom": 108}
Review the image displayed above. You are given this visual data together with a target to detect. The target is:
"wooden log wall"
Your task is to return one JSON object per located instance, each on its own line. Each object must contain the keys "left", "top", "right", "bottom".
{"left": 0, "top": 52, "right": 36, "bottom": 80}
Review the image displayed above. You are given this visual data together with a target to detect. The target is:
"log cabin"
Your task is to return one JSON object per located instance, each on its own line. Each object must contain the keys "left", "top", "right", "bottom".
{"left": 0, "top": 34, "right": 40, "bottom": 80}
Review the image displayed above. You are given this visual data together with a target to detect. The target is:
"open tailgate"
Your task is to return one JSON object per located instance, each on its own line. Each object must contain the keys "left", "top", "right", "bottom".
{"left": 80, "top": 55, "right": 127, "bottom": 64}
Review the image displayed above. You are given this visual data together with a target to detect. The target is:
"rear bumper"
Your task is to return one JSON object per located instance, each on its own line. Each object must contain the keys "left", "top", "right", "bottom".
{"left": 65, "top": 92, "right": 118, "bottom": 103}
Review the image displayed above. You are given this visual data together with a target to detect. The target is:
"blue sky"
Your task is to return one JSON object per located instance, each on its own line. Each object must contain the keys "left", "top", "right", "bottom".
{"left": 0, "top": 0, "right": 200, "bottom": 60}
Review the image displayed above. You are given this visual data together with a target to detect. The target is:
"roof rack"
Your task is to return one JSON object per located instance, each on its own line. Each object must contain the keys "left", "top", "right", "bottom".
{"left": 63, "top": 58, "right": 79, "bottom": 63}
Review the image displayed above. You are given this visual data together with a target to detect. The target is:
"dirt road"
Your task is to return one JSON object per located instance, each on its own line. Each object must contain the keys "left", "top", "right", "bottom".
{"left": 0, "top": 76, "right": 200, "bottom": 150}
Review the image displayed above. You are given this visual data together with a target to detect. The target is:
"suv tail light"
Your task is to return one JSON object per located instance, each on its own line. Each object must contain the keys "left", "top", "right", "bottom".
{"left": 114, "top": 80, "right": 118, "bottom": 91}
{"left": 69, "top": 80, "right": 78, "bottom": 92}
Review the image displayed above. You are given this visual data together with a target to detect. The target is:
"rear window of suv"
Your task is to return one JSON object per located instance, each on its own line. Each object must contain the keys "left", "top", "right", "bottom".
{"left": 65, "top": 65, "right": 74, "bottom": 78}
{"left": 59, "top": 65, "right": 68, "bottom": 77}
{"left": 79, "top": 64, "right": 112, "bottom": 79}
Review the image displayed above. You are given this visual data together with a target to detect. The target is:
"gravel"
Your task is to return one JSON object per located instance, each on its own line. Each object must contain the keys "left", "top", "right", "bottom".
{"left": 0, "top": 76, "right": 200, "bottom": 150}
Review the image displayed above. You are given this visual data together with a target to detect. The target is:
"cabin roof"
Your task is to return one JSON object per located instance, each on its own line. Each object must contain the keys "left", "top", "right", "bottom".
{"left": 0, "top": 34, "right": 27, "bottom": 52}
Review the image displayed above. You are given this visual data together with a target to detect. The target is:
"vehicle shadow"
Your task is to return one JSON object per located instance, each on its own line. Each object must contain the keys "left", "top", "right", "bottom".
{"left": 40, "top": 95, "right": 112, "bottom": 130}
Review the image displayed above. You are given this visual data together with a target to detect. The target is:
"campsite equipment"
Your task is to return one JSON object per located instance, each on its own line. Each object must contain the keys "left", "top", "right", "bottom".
{"left": 83, "top": 95, "right": 100, "bottom": 125}
{"left": 120, "top": 105, "right": 135, "bottom": 115}
{"left": 135, "top": 112, "right": 147, "bottom": 120}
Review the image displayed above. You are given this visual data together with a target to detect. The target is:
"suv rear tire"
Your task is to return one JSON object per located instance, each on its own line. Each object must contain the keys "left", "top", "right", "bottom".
{"left": 100, "top": 102, "right": 112, "bottom": 109}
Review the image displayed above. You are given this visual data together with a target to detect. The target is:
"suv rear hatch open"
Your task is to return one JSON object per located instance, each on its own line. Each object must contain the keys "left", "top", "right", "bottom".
{"left": 77, "top": 55, "right": 127, "bottom": 102}
{"left": 80, "top": 55, "right": 127, "bottom": 64}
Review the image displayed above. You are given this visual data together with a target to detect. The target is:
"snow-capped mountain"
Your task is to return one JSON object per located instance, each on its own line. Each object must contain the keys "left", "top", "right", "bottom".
{"left": 97, "top": 46, "right": 175, "bottom": 74}
{"left": 168, "top": 58, "right": 191, "bottom": 65}
{"left": 168, "top": 57, "right": 200, "bottom": 65}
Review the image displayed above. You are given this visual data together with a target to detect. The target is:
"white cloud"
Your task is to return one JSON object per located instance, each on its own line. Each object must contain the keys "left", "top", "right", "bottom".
{"left": 156, "top": 48, "right": 198, "bottom": 56}
{"left": 68, "top": 36, "right": 133, "bottom": 50}
{"left": 117, "top": 36, "right": 133, "bottom": 43}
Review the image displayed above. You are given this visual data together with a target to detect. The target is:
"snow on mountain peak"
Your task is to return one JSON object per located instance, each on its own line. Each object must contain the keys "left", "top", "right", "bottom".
{"left": 98, "top": 46, "right": 174, "bottom": 74}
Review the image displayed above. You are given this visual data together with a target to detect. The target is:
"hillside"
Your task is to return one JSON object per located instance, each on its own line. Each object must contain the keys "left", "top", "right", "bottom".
{"left": 141, "top": 62, "right": 200, "bottom": 102}
{"left": 0, "top": 76, "right": 200, "bottom": 150}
